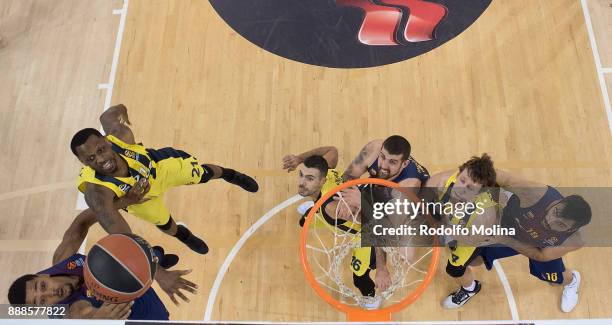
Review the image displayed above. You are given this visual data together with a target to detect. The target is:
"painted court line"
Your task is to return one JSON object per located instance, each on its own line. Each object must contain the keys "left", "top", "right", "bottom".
{"left": 580, "top": 0, "right": 612, "bottom": 134}
{"left": 603, "top": 68, "right": 612, "bottom": 74}
{"left": 493, "top": 260, "right": 519, "bottom": 321}
{"left": 204, "top": 194, "right": 303, "bottom": 321}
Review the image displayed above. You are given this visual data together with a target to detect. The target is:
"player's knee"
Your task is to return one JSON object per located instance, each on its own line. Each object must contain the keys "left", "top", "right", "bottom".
{"left": 446, "top": 261, "right": 467, "bottom": 278}
{"left": 199, "top": 165, "right": 215, "bottom": 183}
{"left": 157, "top": 217, "right": 174, "bottom": 231}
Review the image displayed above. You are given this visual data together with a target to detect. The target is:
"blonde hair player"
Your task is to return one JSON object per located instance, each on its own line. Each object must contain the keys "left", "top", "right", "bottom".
{"left": 423, "top": 154, "right": 499, "bottom": 309}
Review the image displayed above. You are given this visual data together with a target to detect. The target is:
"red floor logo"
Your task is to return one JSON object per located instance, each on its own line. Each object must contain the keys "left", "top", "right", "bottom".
{"left": 209, "top": 0, "right": 491, "bottom": 68}
{"left": 336, "top": 0, "right": 447, "bottom": 45}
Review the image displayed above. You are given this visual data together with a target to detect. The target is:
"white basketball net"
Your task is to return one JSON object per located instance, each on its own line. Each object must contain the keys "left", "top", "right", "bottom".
{"left": 304, "top": 189, "right": 434, "bottom": 309}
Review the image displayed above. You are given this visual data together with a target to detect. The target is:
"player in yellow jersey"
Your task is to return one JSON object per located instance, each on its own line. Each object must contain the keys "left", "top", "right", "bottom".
{"left": 70, "top": 104, "right": 259, "bottom": 254}
{"left": 423, "top": 154, "right": 499, "bottom": 308}
{"left": 283, "top": 146, "right": 387, "bottom": 309}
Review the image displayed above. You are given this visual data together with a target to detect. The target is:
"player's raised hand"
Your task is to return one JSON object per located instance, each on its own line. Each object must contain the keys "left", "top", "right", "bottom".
{"left": 116, "top": 104, "right": 131, "bottom": 126}
{"left": 94, "top": 301, "right": 133, "bottom": 319}
{"left": 155, "top": 268, "right": 198, "bottom": 305}
{"left": 123, "top": 178, "right": 151, "bottom": 206}
{"left": 282, "top": 154, "right": 303, "bottom": 172}
{"left": 334, "top": 187, "right": 361, "bottom": 220}
{"left": 374, "top": 267, "right": 391, "bottom": 292}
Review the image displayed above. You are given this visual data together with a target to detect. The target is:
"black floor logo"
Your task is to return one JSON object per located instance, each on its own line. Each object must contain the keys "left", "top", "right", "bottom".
{"left": 209, "top": 0, "right": 491, "bottom": 68}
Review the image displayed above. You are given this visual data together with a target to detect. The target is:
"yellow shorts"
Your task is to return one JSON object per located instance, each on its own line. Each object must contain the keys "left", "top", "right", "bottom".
{"left": 351, "top": 246, "right": 375, "bottom": 276}
{"left": 447, "top": 241, "right": 478, "bottom": 267}
{"left": 127, "top": 153, "right": 207, "bottom": 225}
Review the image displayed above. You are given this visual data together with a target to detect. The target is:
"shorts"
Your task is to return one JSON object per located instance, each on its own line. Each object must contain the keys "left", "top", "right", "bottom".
{"left": 446, "top": 240, "right": 482, "bottom": 278}
{"left": 127, "top": 148, "right": 208, "bottom": 225}
{"left": 480, "top": 245, "right": 566, "bottom": 284}
{"left": 351, "top": 246, "right": 376, "bottom": 276}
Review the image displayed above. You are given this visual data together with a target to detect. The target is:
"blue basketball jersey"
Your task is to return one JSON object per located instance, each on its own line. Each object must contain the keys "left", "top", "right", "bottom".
{"left": 38, "top": 254, "right": 169, "bottom": 320}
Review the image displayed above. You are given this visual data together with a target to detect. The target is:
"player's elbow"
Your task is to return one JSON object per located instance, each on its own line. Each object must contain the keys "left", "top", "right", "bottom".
{"left": 327, "top": 146, "right": 339, "bottom": 168}
{"left": 99, "top": 104, "right": 125, "bottom": 126}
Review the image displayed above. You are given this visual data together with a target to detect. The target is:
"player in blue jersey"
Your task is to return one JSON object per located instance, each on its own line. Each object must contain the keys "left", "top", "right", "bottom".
{"left": 442, "top": 170, "right": 591, "bottom": 312}
{"left": 7, "top": 209, "right": 197, "bottom": 319}
{"left": 341, "top": 135, "right": 430, "bottom": 304}
{"left": 342, "top": 135, "right": 429, "bottom": 187}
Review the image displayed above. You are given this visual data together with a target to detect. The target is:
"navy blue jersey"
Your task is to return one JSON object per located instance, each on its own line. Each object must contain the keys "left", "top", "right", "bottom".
{"left": 38, "top": 254, "right": 169, "bottom": 320}
{"left": 367, "top": 156, "right": 430, "bottom": 183}
{"left": 501, "top": 186, "right": 573, "bottom": 247}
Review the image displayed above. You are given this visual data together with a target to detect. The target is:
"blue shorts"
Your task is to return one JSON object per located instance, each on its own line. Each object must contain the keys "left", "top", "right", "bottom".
{"left": 480, "top": 245, "right": 566, "bottom": 284}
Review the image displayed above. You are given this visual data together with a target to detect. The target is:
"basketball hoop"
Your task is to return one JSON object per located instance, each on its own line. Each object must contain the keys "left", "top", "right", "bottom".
{"left": 300, "top": 178, "right": 440, "bottom": 322}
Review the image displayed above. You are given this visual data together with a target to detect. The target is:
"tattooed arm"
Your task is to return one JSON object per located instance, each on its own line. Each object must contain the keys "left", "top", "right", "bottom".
{"left": 342, "top": 140, "right": 381, "bottom": 182}
{"left": 84, "top": 183, "right": 132, "bottom": 234}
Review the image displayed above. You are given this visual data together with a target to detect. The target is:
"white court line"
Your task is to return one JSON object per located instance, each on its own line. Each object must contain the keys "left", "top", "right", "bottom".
{"left": 603, "top": 68, "right": 612, "bottom": 74}
{"left": 204, "top": 195, "right": 303, "bottom": 321}
{"left": 76, "top": 0, "right": 130, "bottom": 254}
{"left": 580, "top": 0, "right": 612, "bottom": 134}
{"left": 493, "top": 260, "right": 519, "bottom": 321}
{"left": 104, "top": 0, "right": 129, "bottom": 110}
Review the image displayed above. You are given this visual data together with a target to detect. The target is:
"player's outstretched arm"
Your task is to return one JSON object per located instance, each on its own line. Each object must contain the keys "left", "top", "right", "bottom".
{"left": 342, "top": 140, "right": 381, "bottom": 181}
{"left": 374, "top": 248, "right": 391, "bottom": 291}
{"left": 100, "top": 104, "right": 136, "bottom": 145}
{"left": 282, "top": 146, "right": 339, "bottom": 171}
{"left": 52, "top": 209, "right": 98, "bottom": 264}
{"left": 495, "top": 169, "right": 548, "bottom": 206}
{"left": 84, "top": 183, "right": 132, "bottom": 234}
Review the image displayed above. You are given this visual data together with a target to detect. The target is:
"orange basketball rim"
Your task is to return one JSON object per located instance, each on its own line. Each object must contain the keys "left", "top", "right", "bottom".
{"left": 299, "top": 178, "right": 440, "bottom": 322}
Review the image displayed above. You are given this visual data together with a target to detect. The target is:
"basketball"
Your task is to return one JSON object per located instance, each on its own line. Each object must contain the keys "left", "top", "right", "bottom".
{"left": 84, "top": 233, "right": 157, "bottom": 303}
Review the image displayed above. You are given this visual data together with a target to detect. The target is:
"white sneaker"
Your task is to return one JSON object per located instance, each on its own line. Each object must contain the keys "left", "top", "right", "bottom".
{"left": 442, "top": 281, "right": 481, "bottom": 309}
{"left": 561, "top": 271, "right": 581, "bottom": 312}
{"left": 362, "top": 296, "right": 382, "bottom": 310}
{"left": 297, "top": 201, "right": 315, "bottom": 215}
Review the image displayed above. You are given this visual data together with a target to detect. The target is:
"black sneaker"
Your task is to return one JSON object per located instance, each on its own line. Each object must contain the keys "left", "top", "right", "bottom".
{"left": 152, "top": 246, "right": 180, "bottom": 269}
{"left": 442, "top": 280, "right": 481, "bottom": 309}
{"left": 225, "top": 171, "right": 259, "bottom": 193}
{"left": 160, "top": 254, "right": 179, "bottom": 269}
{"left": 177, "top": 226, "right": 209, "bottom": 255}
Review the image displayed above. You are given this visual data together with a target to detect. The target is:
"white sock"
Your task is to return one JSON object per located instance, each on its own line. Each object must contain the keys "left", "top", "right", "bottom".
{"left": 565, "top": 272, "right": 577, "bottom": 287}
{"left": 463, "top": 281, "right": 476, "bottom": 291}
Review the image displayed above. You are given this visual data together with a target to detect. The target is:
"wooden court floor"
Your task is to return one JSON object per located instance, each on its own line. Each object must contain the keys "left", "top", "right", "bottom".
{"left": 2, "top": 0, "right": 612, "bottom": 322}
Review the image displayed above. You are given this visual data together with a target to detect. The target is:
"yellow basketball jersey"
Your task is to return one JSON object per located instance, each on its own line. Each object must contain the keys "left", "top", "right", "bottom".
{"left": 313, "top": 169, "right": 361, "bottom": 234}
{"left": 77, "top": 135, "right": 157, "bottom": 198}
{"left": 438, "top": 172, "right": 497, "bottom": 227}
{"left": 321, "top": 168, "right": 343, "bottom": 194}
